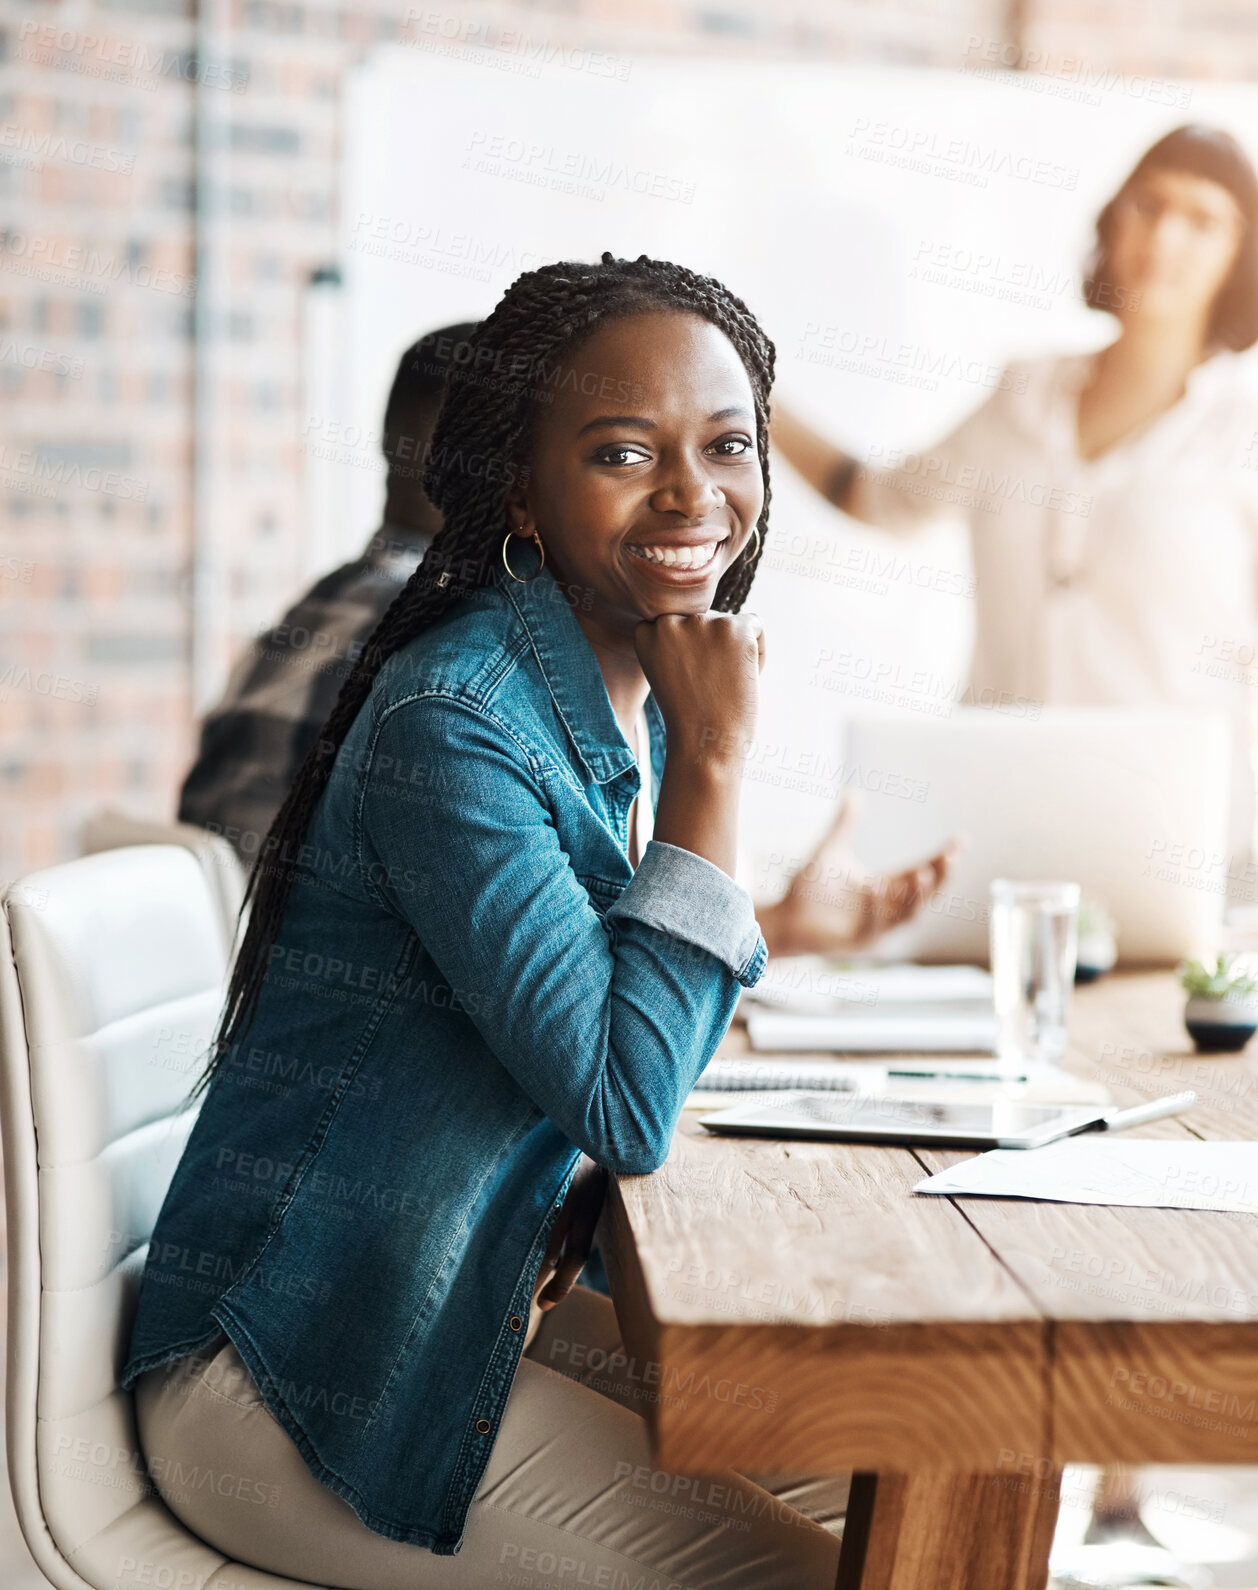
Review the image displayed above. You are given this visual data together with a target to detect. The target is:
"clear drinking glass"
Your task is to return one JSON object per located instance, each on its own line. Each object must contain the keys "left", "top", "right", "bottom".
{"left": 989, "top": 880, "right": 1081, "bottom": 1066}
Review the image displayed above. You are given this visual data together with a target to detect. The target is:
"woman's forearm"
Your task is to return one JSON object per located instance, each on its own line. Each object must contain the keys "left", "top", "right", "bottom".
{"left": 771, "top": 404, "right": 857, "bottom": 509}
{"left": 633, "top": 612, "right": 762, "bottom": 884}
{"left": 651, "top": 752, "right": 743, "bottom": 881}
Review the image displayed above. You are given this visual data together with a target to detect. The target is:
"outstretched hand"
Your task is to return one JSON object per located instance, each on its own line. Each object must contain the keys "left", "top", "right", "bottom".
{"left": 760, "top": 796, "right": 961, "bottom": 958}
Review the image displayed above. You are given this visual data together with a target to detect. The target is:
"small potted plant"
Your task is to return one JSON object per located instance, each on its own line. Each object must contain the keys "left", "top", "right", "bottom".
{"left": 1180, "top": 953, "right": 1258, "bottom": 1052}
{"left": 1075, "top": 897, "right": 1117, "bottom": 984}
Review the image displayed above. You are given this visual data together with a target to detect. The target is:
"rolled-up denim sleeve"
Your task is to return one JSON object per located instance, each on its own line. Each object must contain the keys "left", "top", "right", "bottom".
{"left": 609, "top": 840, "right": 766, "bottom": 989}
{"left": 359, "top": 694, "right": 761, "bottom": 1177}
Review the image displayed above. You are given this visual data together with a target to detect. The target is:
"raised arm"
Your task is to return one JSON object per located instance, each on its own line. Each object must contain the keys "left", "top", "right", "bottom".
{"left": 359, "top": 675, "right": 764, "bottom": 1179}
{"left": 633, "top": 610, "right": 764, "bottom": 879}
{"left": 770, "top": 404, "right": 861, "bottom": 510}
{"left": 772, "top": 392, "right": 1002, "bottom": 534}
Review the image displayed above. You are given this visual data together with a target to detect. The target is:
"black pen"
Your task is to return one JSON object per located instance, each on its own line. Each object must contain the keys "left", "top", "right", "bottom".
{"left": 886, "top": 1066, "right": 1030, "bottom": 1083}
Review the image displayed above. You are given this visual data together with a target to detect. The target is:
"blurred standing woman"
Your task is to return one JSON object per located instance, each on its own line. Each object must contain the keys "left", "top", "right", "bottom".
{"left": 775, "top": 125, "right": 1258, "bottom": 874}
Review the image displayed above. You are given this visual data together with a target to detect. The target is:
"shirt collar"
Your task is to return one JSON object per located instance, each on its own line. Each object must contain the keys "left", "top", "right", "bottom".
{"left": 500, "top": 564, "right": 643, "bottom": 787}
{"left": 1050, "top": 343, "right": 1241, "bottom": 423}
{"left": 1184, "top": 345, "right": 1244, "bottom": 399}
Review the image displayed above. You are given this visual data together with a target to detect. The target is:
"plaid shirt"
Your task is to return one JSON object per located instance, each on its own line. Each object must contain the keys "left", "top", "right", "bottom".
{"left": 178, "top": 524, "right": 428, "bottom": 863}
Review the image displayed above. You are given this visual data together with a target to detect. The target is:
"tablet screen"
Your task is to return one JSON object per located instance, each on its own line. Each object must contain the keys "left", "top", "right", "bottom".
{"left": 699, "top": 1092, "right": 1103, "bottom": 1148}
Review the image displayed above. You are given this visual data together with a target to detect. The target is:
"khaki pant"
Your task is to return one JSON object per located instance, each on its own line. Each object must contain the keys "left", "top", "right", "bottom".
{"left": 136, "top": 1287, "right": 847, "bottom": 1589}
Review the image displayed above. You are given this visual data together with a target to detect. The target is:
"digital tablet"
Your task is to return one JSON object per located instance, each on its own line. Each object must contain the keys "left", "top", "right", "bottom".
{"left": 698, "top": 1092, "right": 1108, "bottom": 1149}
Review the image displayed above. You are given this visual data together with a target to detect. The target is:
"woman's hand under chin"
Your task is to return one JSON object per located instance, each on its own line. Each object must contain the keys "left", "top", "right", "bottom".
{"left": 631, "top": 610, "right": 765, "bottom": 881}
{"left": 758, "top": 796, "right": 961, "bottom": 958}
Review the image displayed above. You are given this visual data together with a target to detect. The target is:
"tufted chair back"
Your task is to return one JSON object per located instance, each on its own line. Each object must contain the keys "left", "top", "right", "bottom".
{"left": 0, "top": 846, "right": 316, "bottom": 1590}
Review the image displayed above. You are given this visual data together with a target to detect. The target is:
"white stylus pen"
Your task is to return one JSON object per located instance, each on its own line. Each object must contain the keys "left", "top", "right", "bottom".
{"left": 1087, "top": 1090, "right": 1198, "bottom": 1134}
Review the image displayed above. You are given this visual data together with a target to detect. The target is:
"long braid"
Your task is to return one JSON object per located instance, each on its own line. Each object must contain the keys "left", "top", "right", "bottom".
{"left": 204, "top": 252, "right": 775, "bottom": 1088}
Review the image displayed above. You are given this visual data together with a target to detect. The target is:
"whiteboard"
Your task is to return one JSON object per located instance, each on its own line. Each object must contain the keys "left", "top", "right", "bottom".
{"left": 339, "top": 51, "right": 1258, "bottom": 892}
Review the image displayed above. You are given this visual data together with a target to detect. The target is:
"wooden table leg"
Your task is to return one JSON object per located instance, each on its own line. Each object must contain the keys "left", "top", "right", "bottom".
{"left": 836, "top": 1468, "right": 1062, "bottom": 1590}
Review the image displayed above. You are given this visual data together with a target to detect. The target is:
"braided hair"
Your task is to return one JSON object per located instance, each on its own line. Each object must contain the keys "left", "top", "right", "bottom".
{"left": 204, "top": 251, "right": 776, "bottom": 1087}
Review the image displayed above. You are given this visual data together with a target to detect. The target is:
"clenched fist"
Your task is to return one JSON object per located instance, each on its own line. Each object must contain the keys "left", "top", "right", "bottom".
{"left": 633, "top": 611, "right": 765, "bottom": 771}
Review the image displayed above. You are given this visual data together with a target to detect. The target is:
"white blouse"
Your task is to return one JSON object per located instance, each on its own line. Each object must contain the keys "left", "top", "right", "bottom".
{"left": 851, "top": 349, "right": 1258, "bottom": 865}
{"left": 630, "top": 708, "right": 654, "bottom": 868}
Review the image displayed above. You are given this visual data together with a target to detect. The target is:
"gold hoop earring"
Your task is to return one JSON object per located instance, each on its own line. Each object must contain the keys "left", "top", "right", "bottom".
{"left": 743, "top": 526, "right": 761, "bottom": 562}
{"left": 502, "top": 530, "right": 545, "bottom": 583}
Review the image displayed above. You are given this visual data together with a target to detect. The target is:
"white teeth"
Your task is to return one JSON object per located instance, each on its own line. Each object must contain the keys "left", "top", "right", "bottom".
{"left": 630, "top": 540, "right": 719, "bottom": 570}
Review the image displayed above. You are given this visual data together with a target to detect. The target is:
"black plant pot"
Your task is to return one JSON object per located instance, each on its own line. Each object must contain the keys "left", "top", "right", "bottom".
{"left": 1184, "top": 996, "right": 1258, "bottom": 1053}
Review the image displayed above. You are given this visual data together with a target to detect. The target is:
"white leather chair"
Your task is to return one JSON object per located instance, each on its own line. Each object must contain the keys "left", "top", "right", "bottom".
{"left": 0, "top": 847, "right": 317, "bottom": 1590}
{"left": 81, "top": 812, "right": 247, "bottom": 961}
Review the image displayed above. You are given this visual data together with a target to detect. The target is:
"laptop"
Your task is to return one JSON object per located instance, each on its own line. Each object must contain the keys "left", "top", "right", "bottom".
{"left": 841, "top": 709, "right": 1231, "bottom": 964}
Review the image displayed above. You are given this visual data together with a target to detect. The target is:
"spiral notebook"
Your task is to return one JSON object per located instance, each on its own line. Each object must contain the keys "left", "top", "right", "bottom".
{"left": 695, "top": 1057, "right": 1010, "bottom": 1092}
{"left": 687, "top": 1060, "right": 1111, "bottom": 1110}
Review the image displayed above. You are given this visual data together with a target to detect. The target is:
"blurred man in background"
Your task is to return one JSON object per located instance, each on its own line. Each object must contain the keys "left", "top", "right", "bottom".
{"left": 178, "top": 322, "right": 478, "bottom": 863}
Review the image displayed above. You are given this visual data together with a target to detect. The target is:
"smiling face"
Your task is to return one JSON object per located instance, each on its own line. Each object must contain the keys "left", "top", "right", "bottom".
{"left": 505, "top": 310, "right": 764, "bottom": 644}
{"left": 1107, "top": 168, "right": 1245, "bottom": 328}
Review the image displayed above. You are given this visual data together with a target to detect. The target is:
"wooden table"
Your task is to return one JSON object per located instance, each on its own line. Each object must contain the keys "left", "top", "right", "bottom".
{"left": 597, "top": 971, "right": 1258, "bottom": 1590}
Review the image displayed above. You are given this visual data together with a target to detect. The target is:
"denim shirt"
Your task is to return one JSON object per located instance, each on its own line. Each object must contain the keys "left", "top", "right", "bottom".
{"left": 122, "top": 567, "right": 767, "bottom": 1554}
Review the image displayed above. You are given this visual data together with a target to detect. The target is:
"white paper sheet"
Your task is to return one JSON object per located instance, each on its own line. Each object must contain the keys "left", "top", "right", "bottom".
{"left": 915, "top": 1139, "right": 1258, "bottom": 1215}
{"left": 741, "top": 958, "right": 993, "bottom": 1014}
{"left": 746, "top": 1006, "right": 996, "bottom": 1054}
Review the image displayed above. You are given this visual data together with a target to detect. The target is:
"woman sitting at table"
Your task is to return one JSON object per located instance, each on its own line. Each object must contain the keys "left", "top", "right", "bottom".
{"left": 120, "top": 254, "right": 948, "bottom": 1588}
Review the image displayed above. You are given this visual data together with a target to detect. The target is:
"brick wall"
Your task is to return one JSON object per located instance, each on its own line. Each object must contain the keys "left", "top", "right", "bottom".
{"left": 0, "top": 0, "right": 1249, "bottom": 879}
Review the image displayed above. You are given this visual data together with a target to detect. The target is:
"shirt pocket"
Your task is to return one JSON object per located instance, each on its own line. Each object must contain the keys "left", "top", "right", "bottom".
{"left": 573, "top": 872, "right": 624, "bottom": 919}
